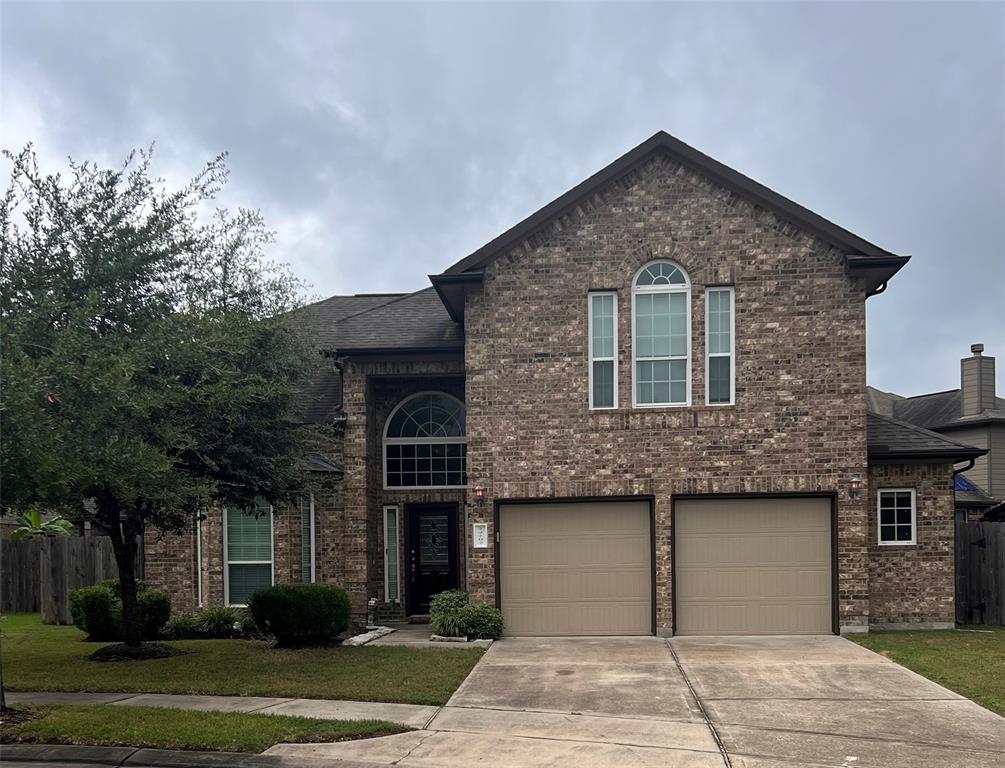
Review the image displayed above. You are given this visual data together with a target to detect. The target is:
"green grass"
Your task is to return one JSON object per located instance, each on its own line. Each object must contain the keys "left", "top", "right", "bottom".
{"left": 2, "top": 614, "right": 483, "bottom": 706}
{"left": 1, "top": 704, "right": 406, "bottom": 753}
{"left": 851, "top": 626, "right": 1005, "bottom": 716}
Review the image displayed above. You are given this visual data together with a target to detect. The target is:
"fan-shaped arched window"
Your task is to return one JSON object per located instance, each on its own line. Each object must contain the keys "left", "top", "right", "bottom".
{"left": 384, "top": 392, "right": 467, "bottom": 488}
{"left": 632, "top": 260, "right": 691, "bottom": 406}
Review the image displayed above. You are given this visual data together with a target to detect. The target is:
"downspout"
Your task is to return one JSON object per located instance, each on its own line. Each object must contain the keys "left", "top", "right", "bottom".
{"left": 195, "top": 512, "right": 204, "bottom": 608}
{"left": 867, "top": 281, "right": 888, "bottom": 298}
{"left": 953, "top": 458, "right": 976, "bottom": 477}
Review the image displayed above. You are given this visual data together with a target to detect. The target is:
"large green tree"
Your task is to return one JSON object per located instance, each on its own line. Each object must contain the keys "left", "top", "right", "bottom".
{"left": 1, "top": 146, "right": 317, "bottom": 647}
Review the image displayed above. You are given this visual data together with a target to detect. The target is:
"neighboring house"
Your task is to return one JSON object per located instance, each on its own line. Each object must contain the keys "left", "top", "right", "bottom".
{"left": 144, "top": 131, "right": 986, "bottom": 635}
{"left": 869, "top": 344, "right": 1004, "bottom": 520}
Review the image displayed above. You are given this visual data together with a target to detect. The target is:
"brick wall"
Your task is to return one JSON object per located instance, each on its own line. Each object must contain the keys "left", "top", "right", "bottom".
{"left": 462, "top": 151, "right": 871, "bottom": 632}
{"left": 868, "top": 462, "right": 955, "bottom": 626}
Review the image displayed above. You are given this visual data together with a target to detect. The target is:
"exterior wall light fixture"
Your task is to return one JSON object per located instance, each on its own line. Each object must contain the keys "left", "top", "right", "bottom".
{"left": 849, "top": 475, "right": 862, "bottom": 499}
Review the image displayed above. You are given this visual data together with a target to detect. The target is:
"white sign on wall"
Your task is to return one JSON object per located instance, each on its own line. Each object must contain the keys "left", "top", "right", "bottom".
{"left": 472, "top": 522, "right": 489, "bottom": 549}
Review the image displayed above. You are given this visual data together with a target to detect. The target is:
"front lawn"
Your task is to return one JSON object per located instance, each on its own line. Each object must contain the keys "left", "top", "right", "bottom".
{"left": 1, "top": 705, "right": 405, "bottom": 753}
{"left": 851, "top": 626, "right": 1005, "bottom": 716}
{"left": 2, "top": 614, "right": 483, "bottom": 706}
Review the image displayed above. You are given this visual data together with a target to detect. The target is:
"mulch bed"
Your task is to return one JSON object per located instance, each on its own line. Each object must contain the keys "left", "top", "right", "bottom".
{"left": 89, "top": 641, "right": 187, "bottom": 662}
{"left": 0, "top": 706, "right": 41, "bottom": 729}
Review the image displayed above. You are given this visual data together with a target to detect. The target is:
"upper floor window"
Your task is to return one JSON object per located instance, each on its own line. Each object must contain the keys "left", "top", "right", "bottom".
{"left": 384, "top": 392, "right": 466, "bottom": 489}
{"left": 633, "top": 261, "right": 690, "bottom": 406}
{"left": 588, "top": 292, "right": 618, "bottom": 409}
{"left": 706, "top": 287, "right": 735, "bottom": 405}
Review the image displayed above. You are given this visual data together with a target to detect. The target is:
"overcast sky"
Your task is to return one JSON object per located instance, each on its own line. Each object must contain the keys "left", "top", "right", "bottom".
{"left": 2, "top": 2, "right": 1002, "bottom": 396}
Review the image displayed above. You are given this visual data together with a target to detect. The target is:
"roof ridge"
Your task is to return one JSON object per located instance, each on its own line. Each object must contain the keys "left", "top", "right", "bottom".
{"left": 869, "top": 411, "right": 975, "bottom": 450}
{"left": 331, "top": 287, "right": 434, "bottom": 325}
{"left": 901, "top": 388, "right": 960, "bottom": 400}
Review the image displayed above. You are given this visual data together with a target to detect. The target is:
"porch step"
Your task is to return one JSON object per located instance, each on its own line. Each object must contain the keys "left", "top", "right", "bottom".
{"left": 408, "top": 614, "right": 430, "bottom": 624}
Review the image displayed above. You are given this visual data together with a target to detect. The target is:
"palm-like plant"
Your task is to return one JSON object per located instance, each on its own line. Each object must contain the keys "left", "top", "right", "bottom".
{"left": 10, "top": 506, "right": 74, "bottom": 540}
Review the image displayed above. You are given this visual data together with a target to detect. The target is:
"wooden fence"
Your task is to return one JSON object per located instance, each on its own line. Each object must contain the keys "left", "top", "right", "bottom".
{"left": 956, "top": 521, "right": 1005, "bottom": 626}
{"left": 1, "top": 536, "right": 142, "bottom": 624}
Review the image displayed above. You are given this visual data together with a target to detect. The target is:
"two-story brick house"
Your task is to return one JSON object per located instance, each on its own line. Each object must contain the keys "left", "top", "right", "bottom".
{"left": 144, "top": 132, "right": 985, "bottom": 635}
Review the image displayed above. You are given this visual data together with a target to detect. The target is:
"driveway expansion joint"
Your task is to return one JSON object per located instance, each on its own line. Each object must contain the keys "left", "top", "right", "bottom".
{"left": 666, "top": 639, "right": 731, "bottom": 767}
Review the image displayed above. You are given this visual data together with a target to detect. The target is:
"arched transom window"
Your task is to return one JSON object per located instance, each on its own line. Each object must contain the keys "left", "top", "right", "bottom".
{"left": 633, "top": 260, "right": 691, "bottom": 406}
{"left": 384, "top": 392, "right": 466, "bottom": 489}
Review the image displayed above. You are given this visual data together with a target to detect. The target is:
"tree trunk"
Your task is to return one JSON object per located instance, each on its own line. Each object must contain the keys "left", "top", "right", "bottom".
{"left": 107, "top": 508, "right": 142, "bottom": 648}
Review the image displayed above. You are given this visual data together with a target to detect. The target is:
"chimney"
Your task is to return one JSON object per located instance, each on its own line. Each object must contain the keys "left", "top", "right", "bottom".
{"left": 961, "top": 343, "right": 996, "bottom": 416}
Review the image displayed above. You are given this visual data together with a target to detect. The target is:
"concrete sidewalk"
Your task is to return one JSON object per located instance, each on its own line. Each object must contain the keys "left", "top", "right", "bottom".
{"left": 6, "top": 691, "right": 440, "bottom": 729}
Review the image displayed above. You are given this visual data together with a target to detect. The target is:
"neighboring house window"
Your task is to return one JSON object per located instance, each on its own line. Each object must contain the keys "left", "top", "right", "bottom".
{"left": 878, "top": 489, "right": 916, "bottom": 545}
{"left": 384, "top": 392, "right": 466, "bottom": 489}
{"left": 706, "top": 287, "right": 735, "bottom": 405}
{"left": 588, "top": 291, "right": 618, "bottom": 409}
{"left": 224, "top": 500, "right": 273, "bottom": 606}
{"left": 384, "top": 505, "right": 400, "bottom": 603}
{"left": 633, "top": 261, "right": 691, "bottom": 406}
{"left": 301, "top": 494, "right": 315, "bottom": 584}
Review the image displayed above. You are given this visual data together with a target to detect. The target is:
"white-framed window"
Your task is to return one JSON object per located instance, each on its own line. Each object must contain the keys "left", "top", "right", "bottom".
{"left": 632, "top": 260, "right": 691, "bottom": 407}
{"left": 588, "top": 291, "right": 618, "bottom": 409}
{"left": 877, "top": 488, "right": 917, "bottom": 545}
{"left": 224, "top": 500, "right": 274, "bottom": 606}
{"left": 301, "top": 494, "right": 315, "bottom": 583}
{"left": 383, "top": 505, "right": 400, "bottom": 603}
{"left": 706, "top": 287, "right": 735, "bottom": 406}
{"left": 383, "top": 391, "right": 466, "bottom": 489}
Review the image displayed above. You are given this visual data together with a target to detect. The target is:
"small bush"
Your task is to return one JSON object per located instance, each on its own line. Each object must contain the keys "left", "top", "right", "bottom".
{"left": 69, "top": 581, "right": 170, "bottom": 641}
{"left": 196, "top": 606, "right": 245, "bottom": 638}
{"left": 429, "top": 589, "right": 469, "bottom": 637}
{"left": 166, "top": 612, "right": 202, "bottom": 639}
{"left": 249, "top": 584, "right": 351, "bottom": 647}
{"left": 70, "top": 585, "right": 121, "bottom": 641}
{"left": 457, "top": 603, "right": 504, "bottom": 640}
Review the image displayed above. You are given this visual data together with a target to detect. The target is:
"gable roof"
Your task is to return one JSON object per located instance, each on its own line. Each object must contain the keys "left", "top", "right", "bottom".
{"left": 431, "top": 131, "right": 909, "bottom": 319}
{"left": 867, "top": 386, "right": 1005, "bottom": 430}
{"left": 867, "top": 412, "right": 988, "bottom": 462}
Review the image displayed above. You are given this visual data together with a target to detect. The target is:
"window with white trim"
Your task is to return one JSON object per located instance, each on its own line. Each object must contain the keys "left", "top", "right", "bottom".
{"left": 384, "top": 505, "right": 400, "bottom": 603}
{"left": 633, "top": 261, "right": 690, "bottom": 406}
{"left": 384, "top": 392, "right": 466, "bottom": 489}
{"left": 300, "top": 494, "right": 315, "bottom": 583}
{"left": 588, "top": 292, "right": 617, "bottom": 409}
{"left": 706, "top": 287, "right": 734, "bottom": 405}
{"left": 224, "top": 499, "right": 273, "bottom": 606}
{"left": 878, "top": 489, "right": 916, "bottom": 545}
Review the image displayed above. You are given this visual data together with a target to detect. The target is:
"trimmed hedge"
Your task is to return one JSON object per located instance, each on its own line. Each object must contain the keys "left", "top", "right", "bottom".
{"left": 69, "top": 581, "right": 171, "bottom": 642}
{"left": 248, "top": 584, "right": 351, "bottom": 647}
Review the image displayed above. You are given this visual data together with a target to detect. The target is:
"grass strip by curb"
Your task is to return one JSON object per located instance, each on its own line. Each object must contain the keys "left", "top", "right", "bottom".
{"left": 1, "top": 704, "right": 407, "bottom": 753}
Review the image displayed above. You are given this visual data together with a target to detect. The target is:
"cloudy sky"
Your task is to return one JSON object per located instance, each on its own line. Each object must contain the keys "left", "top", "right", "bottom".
{"left": 2, "top": 2, "right": 1002, "bottom": 395}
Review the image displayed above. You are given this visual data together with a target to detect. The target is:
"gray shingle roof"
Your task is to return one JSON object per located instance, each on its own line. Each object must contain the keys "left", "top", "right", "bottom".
{"left": 885, "top": 388, "right": 1005, "bottom": 429}
{"left": 867, "top": 412, "right": 987, "bottom": 461}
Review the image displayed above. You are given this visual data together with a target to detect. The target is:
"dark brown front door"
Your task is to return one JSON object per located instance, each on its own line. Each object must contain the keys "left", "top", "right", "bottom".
{"left": 406, "top": 504, "right": 458, "bottom": 615}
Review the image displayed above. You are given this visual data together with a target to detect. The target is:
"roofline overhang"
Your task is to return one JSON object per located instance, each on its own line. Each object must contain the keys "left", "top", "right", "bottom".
{"left": 846, "top": 254, "right": 912, "bottom": 297}
{"left": 868, "top": 447, "right": 990, "bottom": 462}
{"left": 429, "top": 271, "right": 485, "bottom": 323}
{"left": 334, "top": 345, "right": 465, "bottom": 357}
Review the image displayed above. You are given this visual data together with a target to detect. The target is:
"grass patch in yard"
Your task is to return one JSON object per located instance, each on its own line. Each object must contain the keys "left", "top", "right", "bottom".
{"left": 1, "top": 704, "right": 406, "bottom": 753}
{"left": 851, "top": 625, "right": 1005, "bottom": 716}
{"left": 2, "top": 613, "right": 483, "bottom": 706}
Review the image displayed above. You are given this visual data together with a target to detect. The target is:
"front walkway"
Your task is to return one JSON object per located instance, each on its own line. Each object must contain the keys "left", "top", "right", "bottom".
{"left": 5, "top": 691, "right": 438, "bottom": 730}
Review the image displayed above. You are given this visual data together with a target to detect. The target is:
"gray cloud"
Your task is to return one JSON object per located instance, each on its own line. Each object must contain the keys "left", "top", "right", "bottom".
{"left": 2, "top": 1, "right": 1002, "bottom": 395}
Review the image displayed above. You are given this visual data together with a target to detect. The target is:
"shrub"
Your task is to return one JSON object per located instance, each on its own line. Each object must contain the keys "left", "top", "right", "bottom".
{"left": 70, "top": 585, "right": 121, "bottom": 641}
{"left": 166, "top": 612, "right": 202, "bottom": 639}
{"left": 457, "top": 603, "right": 504, "bottom": 640}
{"left": 166, "top": 607, "right": 248, "bottom": 640}
{"left": 248, "top": 584, "right": 351, "bottom": 647}
{"left": 69, "top": 581, "right": 170, "bottom": 641}
{"left": 429, "top": 589, "right": 469, "bottom": 637}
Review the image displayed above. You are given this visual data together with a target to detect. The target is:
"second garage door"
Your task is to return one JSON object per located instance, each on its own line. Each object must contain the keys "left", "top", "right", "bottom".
{"left": 499, "top": 500, "right": 652, "bottom": 636}
{"left": 674, "top": 497, "right": 833, "bottom": 635}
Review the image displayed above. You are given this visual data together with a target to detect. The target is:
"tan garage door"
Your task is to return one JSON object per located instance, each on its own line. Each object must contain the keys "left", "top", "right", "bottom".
{"left": 675, "top": 497, "right": 833, "bottom": 635}
{"left": 499, "top": 501, "right": 652, "bottom": 636}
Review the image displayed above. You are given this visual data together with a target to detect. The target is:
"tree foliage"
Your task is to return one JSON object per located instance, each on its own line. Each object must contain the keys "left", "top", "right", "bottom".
{"left": 1, "top": 145, "right": 318, "bottom": 645}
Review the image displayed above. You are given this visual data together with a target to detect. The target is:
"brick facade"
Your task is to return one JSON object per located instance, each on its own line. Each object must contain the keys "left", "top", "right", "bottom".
{"left": 143, "top": 147, "right": 958, "bottom": 633}
{"left": 867, "top": 462, "right": 955, "bottom": 627}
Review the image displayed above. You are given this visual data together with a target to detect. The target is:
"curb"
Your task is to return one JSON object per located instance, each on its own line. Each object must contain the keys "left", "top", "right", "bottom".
{"left": 1, "top": 743, "right": 388, "bottom": 768}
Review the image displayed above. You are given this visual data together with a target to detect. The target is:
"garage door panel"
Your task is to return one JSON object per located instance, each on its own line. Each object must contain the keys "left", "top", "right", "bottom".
{"left": 500, "top": 501, "right": 652, "bottom": 636}
{"left": 675, "top": 498, "right": 832, "bottom": 635}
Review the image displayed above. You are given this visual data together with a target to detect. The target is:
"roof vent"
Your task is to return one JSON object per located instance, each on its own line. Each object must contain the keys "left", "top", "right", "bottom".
{"left": 971, "top": 343, "right": 984, "bottom": 356}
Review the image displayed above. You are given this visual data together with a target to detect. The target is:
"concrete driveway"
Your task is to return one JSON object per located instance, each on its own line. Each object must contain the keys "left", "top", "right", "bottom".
{"left": 268, "top": 634, "right": 1005, "bottom": 768}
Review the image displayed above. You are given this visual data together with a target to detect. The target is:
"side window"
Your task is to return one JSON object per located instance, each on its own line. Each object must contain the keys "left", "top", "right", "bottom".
{"left": 588, "top": 292, "right": 617, "bottom": 409}
{"left": 224, "top": 499, "right": 273, "bottom": 606}
{"left": 877, "top": 489, "right": 916, "bottom": 545}
{"left": 706, "top": 287, "right": 734, "bottom": 405}
{"left": 633, "top": 261, "right": 690, "bottom": 406}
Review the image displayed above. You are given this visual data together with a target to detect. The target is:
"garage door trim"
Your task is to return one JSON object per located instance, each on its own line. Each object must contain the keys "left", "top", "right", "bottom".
{"left": 670, "top": 492, "right": 839, "bottom": 636}
{"left": 494, "top": 495, "right": 657, "bottom": 636}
